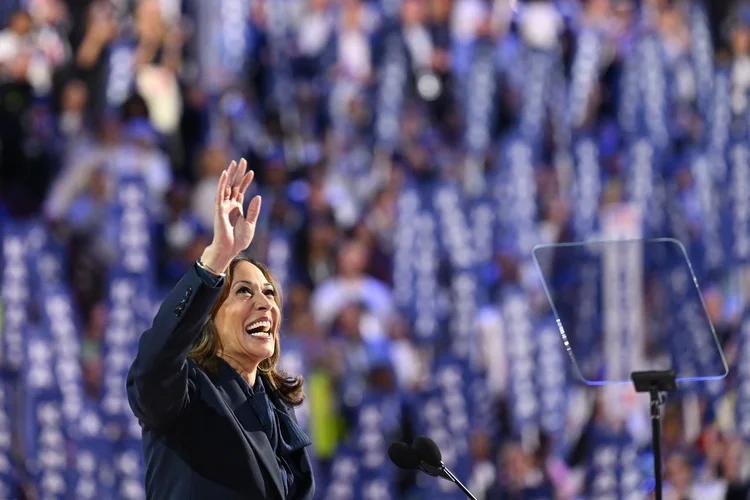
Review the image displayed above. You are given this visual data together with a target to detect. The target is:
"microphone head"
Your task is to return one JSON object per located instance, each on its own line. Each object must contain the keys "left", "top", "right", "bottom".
{"left": 412, "top": 436, "right": 443, "bottom": 467}
{"left": 388, "top": 442, "right": 421, "bottom": 470}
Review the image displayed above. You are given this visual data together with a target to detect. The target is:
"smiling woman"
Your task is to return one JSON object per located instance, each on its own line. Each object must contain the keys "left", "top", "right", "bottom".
{"left": 126, "top": 159, "right": 314, "bottom": 500}
{"left": 189, "top": 255, "right": 305, "bottom": 407}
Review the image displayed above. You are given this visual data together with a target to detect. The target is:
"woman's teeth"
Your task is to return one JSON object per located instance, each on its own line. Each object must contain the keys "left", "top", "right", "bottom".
{"left": 245, "top": 320, "right": 272, "bottom": 337}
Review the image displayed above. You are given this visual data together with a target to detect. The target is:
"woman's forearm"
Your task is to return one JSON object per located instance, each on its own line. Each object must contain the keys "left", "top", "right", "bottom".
{"left": 126, "top": 263, "right": 223, "bottom": 426}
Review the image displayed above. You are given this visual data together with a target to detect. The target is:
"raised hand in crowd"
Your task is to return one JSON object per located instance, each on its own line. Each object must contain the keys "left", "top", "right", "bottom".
{"left": 200, "top": 159, "right": 261, "bottom": 275}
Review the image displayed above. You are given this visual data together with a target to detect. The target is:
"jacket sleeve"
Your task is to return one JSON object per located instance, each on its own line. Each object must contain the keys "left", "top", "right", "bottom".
{"left": 126, "top": 263, "right": 224, "bottom": 427}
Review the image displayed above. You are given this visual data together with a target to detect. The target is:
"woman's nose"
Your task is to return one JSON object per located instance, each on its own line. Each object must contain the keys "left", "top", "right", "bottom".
{"left": 254, "top": 295, "right": 272, "bottom": 310}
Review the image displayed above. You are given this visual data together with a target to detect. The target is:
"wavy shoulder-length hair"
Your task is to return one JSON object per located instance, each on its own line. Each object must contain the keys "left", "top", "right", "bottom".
{"left": 188, "top": 253, "right": 305, "bottom": 407}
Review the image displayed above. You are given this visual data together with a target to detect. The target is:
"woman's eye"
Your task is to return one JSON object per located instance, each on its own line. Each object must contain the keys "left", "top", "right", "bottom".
{"left": 264, "top": 289, "right": 276, "bottom": 297}
{"left": 237, "top": 287, "right": 252, "bottom": 295}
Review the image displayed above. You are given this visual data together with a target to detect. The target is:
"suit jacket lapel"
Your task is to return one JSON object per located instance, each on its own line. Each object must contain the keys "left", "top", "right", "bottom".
{"left": 214, "top": 361, "right": 285, "bottom": 499}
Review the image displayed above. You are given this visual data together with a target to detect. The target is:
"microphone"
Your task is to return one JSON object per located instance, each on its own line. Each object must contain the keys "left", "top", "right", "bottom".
{"left": 387, "top": 442, "right": 421, "bottom": 470}
{"left": 387, "top": 441, "right": 451, "bottom": 480}
{"left": 411, "top": 436, "right": 478, "bottom": 500}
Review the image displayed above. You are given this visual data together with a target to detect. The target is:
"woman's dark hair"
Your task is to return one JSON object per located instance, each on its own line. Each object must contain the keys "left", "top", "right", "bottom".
{"left": 188, "top": 253, "right": 305, "bottom": 407}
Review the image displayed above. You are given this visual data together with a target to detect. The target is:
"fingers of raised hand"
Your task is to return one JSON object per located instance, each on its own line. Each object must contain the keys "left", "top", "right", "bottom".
{"left": 237, "top": 170, "right": 255, "bottom": 200}
{"left": 215, "top": 169, "right": 228, "bottom": 205}
{"left": 221, "top": 161, "right": 236, "bottom": 200}
{"left": 245, "top": 195, "right": 262, "bottom": 224}
{"left": 215, "top": 162, "right": 234, "bottom": 212}
{"left": 217, "top": 159, "right": 254, "bottom": 206}
{"left": 231, "top": 159, "right": 246, "bottom": 199}
{"left": 226, "top": 161, "right": 237, "bottom": 185}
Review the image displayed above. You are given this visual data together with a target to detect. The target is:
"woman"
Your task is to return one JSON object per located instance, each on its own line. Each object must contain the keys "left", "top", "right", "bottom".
{"left": 127, "top": 159, "right": 315, "bottom": 499}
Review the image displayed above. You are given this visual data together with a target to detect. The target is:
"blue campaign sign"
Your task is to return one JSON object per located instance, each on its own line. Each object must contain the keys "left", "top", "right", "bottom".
{"left": 689, "top": 3, "right": 715, "bottom": 117}
{"left": 1, "top": 222, "right": 32, "bottom": 371}
{"left": 639, "top": 36, "right": 670, "bottom": 148}
{"left": 723, "top": 142, "right": 750, "bottom": 266}
{"left": 392, "top": 185, "right": 420, "bottom": 318}
{"left": 105, "top": 41, "right": 136, "bottom": 109}
{"left": 324, "top": 440, "right": 399, "bottom": 499}
{"left": 620, "top": 35, "right": 669, "bottom": 146}
{"left": 23, "top": 331, "right": 64, "bottom": 483}
{"left": 393, "top": 186, "right": 440, "bottom": 345}
{"left": 534, "top": 317, "right": 569, "bottom": 446}
{"left": 619, "top": 45, "right": 641, "bottom": 139}
{"left": 359, "top": 476, "right": 396, "bottom": 500}
{"left": 410, "top": 387, "right": 469, "bottom": 500}
{"left": 447, "top": 269, "right": 478, "bottom": 360}
{"left": 624, "top": 138, "right": 667, "bottom": 240}
{"left": 111, "top": 175, "right": 156, "bottom": 284}
{"left": 278, "top": 342, "right": 310, "bottom": 431}
{"left": 408, "top": 357, "right": 473, "bottom": 491}
{"left": 429, "top": 184, "right": 477, "bottom": 358}
{"left": 468, "top": 195, "right": 498, "bottom": 308}
{"left": 265, "top": 228, "right": 294, "bottom": 296}
{"left": 29, "top": 399, "right": 70, "bottom": 499}
{"left": 114, "top": 439, "right": 147, "bottom": 500}
{"left": 464, "top": 39, "right": 497, "bottom": 157}
{"left": 432, "top": 183, "right": 474, "bottom": 271}
{"left": 501, "top": 290, "right": 540, "bottom": 436}
{"left": 569, "top": 27, "right": 604, "bottom": 129}
{"left": 74, "top": 442, "right": 114, "bottom": 500}
{"left": 103, "top": 272, "right": 149, "bottom": 424}
{"left": 102, "top": 177, "right": 156, "bottom": 427}
{"left": 518, "top": 50, "right": 559, "bottom": 146}
{"left": 219, "top": 0, "right": 250, "bottom": 80}
{"left": 688, "top": 150, "right": 725, "bottom": 274}
{"left": 495, "top": 134, "right": 539, "bottom": 256}
{"left": 323, "top": 445, "right": 360, "bottom": 500}
{"left": 354, "top": 393, "right": 400, "bottom": 481}
{"left": 34, "top": 252, "right": 85, "bottom": 430}
{"left": 708, "top": 70, "right": 731, "bottom": 154}
{"left": 468, "top": 195, "right": 496, "bottom": 270}
{"left": 665, "top": 53, "right": 697, "bottom": 122}
{"left": 586, "top": 426, "right": 644, "bottom": 500}
{"left": 433, "top": 358, "right": 472, "bottom": 441}
{"left": 374, "top": 32, "right": 407, "bottom": 152}
{"left": 0, "top": 373, "right": 17, "bottom": 498}
{"left": 469, "top": 368, "right": 499, "bottom": 440}
{"left": 73, "top": 406, "right": 118, "bottom": 499}
{"left": 570, "top": 135, "right": 602, "bottom": 241}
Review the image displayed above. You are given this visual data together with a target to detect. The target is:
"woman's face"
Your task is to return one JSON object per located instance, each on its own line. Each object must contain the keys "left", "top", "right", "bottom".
{"left": 215, "top": 262, "right": 280, "bottom": 366}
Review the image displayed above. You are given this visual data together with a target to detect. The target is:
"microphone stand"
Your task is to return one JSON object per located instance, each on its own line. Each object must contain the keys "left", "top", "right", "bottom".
{"left": 442, "top": 466, "right": 477, "bottom": 500}
{"left": 420, "top": 463, "right": 478, "bottom": 500}
{"left": 631, "top": 370, "right": 677, "bottom": 500}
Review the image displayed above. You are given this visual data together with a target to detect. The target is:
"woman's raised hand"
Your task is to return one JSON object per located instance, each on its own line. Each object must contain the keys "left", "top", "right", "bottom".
{"left": 201, "top": 159, "right": 261, "bottom": 274}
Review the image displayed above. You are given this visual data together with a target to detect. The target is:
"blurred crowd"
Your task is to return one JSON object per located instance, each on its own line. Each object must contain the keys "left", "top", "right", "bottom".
{"left": 3, "top": 0, "right": 750, "bottom": 498}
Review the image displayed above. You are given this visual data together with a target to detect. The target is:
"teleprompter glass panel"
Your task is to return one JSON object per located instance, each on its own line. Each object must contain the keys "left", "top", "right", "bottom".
{"left": 531, "top": 238, "right": 728, "bottom": 385}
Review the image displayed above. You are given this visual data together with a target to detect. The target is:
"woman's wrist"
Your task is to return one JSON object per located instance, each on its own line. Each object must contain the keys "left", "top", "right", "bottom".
{"left": 199, "top": 246, "right": 233, "bottom": 276}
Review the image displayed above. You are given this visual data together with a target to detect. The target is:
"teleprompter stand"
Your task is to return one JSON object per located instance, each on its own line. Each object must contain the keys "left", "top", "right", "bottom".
{"left": 631, "top": 370, "right": 677, "bottom": 500}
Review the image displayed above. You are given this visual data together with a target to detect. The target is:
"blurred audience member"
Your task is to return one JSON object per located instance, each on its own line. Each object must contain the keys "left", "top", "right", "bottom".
{"left": 311, "top": 239, "right": 394, "bottom": 337}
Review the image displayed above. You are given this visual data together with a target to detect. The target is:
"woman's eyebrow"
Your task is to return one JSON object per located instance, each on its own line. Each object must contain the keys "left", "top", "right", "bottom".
{"left": 234, "top": 280, "right": 273, "bottom": 288}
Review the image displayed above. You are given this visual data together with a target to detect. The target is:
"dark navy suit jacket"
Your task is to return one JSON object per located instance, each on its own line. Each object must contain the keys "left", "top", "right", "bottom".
{"left": 126, "top": 264, "right": 315, "bottom": 499}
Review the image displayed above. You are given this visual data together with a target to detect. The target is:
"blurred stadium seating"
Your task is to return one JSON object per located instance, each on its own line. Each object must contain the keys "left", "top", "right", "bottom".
{"left": 2, "top": 0, "right": 750, "bottom": 498}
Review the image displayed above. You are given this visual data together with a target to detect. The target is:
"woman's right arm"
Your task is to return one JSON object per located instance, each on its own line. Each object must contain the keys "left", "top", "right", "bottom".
{"left": 126, "top": 159, "right": 261, "bottom": 428}
{"left": 125, "top": 261, "right": 224, "bottom": 428}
